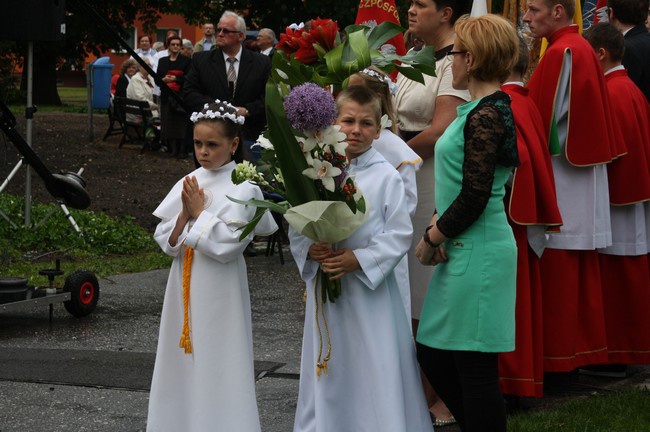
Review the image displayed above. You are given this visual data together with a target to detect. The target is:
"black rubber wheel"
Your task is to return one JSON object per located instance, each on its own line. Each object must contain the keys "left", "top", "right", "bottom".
{"left": 63, "top": 270, "right": 99, "bottom": 317}
{"left": 0, "top": 276, "right": 28, "bottom": 288}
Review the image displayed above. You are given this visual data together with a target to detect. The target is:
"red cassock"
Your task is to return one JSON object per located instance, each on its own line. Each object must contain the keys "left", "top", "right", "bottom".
{"left": 527, "top": 25, "right": 619, "bottom": 372}
{"left": 604, "top": 69, "right": 650, "bottom": 205}
{"left": 499, "top": 84, "right": 563, "bottom": 398}
{"left": 527, "top": 25, "right": 621, "bottom": 166}
{"left": 599, "top": 69, "right": 650, "bottom": 364}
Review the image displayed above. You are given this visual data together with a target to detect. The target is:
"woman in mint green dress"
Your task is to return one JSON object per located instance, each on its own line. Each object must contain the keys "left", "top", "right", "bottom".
{"left": 414, "top": 15, "right": 520, "bottom": 432}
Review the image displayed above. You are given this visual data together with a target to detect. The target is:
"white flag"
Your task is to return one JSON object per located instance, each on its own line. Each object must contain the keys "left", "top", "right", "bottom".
{"left": 471, "top": 0, "right": 488, "bottom": 16}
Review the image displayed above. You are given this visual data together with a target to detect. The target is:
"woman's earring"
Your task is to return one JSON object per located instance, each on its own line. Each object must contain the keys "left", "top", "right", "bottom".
{"left": 231, "top": 150, "right": 235, "bottom": 155}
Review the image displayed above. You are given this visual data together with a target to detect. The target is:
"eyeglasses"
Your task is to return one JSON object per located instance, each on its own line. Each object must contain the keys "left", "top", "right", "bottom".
{"left": 446, "top": 50, "right": 468, "bottom": 61}
{"left": 217, "top": 27, "right": 242, "bottom": 35}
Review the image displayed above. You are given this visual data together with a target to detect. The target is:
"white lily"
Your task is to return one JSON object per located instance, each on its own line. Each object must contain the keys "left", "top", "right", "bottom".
{"left": 297, "top": 133, "right": 318, "bottom": 154}
{"left": 251, "top": 134, "right": 274, "bottom": 150}
{"left": 302, "top": 159, "right": 342, "bottom": 192}
{"left": 380, "top": 114, "right": 393, "bottom": 130}
{"left": 318, "top": 125, "right": 348, "bottom": 156}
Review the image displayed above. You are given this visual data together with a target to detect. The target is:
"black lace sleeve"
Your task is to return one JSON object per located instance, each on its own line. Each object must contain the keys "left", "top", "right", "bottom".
{"left": 437, "top": 92, "right": 518, "bottom": 238}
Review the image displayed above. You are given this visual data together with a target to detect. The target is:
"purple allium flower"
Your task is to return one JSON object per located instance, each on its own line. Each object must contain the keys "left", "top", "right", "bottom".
{"left": 284, "top": 83, "right": 336, "bottom": 131}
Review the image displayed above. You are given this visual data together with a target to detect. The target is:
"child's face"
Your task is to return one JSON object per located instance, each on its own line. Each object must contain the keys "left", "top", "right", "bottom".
{"left": 336, "top": 101, "right": 380, "bottom": 159}
{"left": 193, "top": 121, "right": 239, "bottom": 170}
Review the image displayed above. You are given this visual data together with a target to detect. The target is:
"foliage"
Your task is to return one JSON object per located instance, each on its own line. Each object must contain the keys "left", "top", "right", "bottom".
{"left": 0, "top": 194, "right": 162, "bottom": 267}
{"left": 264, "top": 19, "right": 436, "bottom": 208}
{"left": 0, "top": 0, "right": 409, "bottom": 105}
{"left": 0, "top": 44, "right": 23, "bottom": 105}
{"left": 2, "top": 251, "right": 171, "bottom": 284}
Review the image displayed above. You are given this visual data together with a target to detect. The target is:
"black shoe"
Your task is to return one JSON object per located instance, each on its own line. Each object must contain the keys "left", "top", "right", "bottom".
{"left": 244, "top": 243, "right": 257, "bottom": 257}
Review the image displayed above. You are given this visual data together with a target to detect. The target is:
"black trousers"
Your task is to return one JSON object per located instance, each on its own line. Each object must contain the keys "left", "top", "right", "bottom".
{"left": 416, "top": 343, "right": 506, "bottom": 432}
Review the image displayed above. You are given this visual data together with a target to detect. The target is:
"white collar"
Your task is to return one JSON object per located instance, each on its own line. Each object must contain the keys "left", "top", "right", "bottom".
{"left": 222, "top": 47, "right": 242, "bottom": 62}
{"left": 604, "top": 64, "right": 626, "bottom": 75}
{"left": 503, "top": 81, "right": 524, "bottom": 87}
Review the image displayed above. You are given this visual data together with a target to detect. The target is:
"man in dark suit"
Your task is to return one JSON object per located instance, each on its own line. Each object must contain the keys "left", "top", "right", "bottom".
{"left": 183, "top": 10, "right": 271, "bottom": 158}
{"left": 256, "top": 28, "right": 277, "bottom": 57}
{"left": 608, "top": 0, "right": 650, "bottom": 102}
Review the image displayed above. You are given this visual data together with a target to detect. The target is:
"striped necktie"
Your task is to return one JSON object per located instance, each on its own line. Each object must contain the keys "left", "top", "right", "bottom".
{"left": 227, "top": 57, "right": 237, "bottom": 95}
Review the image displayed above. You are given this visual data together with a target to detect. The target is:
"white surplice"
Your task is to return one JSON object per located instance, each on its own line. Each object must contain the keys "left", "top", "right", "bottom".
{"left": 372, "top": 128, "right": 422, "bottom": 323}
{"left": 147, "top": 161, "right": 277, "bottom": 432}
{"left": 289, "top": 148, "right": 433, "bottom": 432}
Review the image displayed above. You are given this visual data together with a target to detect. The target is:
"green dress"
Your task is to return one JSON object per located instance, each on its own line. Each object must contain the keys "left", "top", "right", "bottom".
{"left": 416, "top": 92, "right": 518, "bottom": 353}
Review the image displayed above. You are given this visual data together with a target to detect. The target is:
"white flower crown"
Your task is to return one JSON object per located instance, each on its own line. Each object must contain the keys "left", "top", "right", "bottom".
{"left": 359, "top": 68, "right": 399, "bottom": 95}
{"left": 189, "top": 99, "right": 245, "bottom": 125}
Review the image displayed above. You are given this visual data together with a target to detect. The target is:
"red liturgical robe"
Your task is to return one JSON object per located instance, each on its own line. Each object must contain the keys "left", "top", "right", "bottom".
{"left": 499, "top": 83, "right": 562, "bottom": 397}
{"left": 527, "top": 25, "right": 621, "bottom": 166}
{"left": 604, "top": 68, "right": 650, "bottom": 205}
{"left": 503, "top": 84, "right": 563, "bottom": 227}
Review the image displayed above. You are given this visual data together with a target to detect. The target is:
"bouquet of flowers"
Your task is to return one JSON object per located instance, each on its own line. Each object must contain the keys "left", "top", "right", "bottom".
{"left": 232, "top": 18, "right": 437, "bottom": 303}
{"left": 231, "top": 18, "right": 437, "bottom": 376}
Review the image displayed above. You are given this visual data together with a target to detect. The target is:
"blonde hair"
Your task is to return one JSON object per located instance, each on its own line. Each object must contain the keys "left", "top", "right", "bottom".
{"left": 455, "top": 14, "right": 519, "bottom": 83}
{"left": 336, "top": 86, "right": 382, "bottom": 127}
{"left": 120, "top": 58, "right": 138, "bottom": 74}
{"left": 349, "top": 67, "right": 398, "bottom": 133}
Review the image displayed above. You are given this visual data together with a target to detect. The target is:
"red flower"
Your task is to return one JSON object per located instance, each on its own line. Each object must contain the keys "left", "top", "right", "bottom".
{"left": 309, "top": 18, "right": 338, "bottom": 51}
{"left": 275, "top": 26, "right": 308, "bottom": 56}
{"left": 294, "top": 34, "right": 318, "bottom": 64}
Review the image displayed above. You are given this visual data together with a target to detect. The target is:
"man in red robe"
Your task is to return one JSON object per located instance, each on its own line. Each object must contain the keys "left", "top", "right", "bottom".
{"left": 584, "top": 22, "right": 650, "bottom": 366}
{"left": 523, "top": 0, "right": 623, "bottom": 372}
{"left": 499, "top": 39, "right": 563, "bottom": 398}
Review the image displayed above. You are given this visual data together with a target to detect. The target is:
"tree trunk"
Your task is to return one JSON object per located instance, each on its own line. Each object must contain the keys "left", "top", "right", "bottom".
{"left": 19, "top": 43, "right": 62, "bottom": 106}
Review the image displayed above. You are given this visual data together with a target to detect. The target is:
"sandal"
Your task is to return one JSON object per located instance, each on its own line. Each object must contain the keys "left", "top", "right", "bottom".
{"left": 433, "top": 416, "right": 457, "bottom": 427}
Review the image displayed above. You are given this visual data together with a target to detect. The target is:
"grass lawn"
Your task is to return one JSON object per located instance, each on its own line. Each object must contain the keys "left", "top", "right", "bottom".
{"left": 8, "top": 86, "right": 105, "bottom": 114}
{"left": 508, "top": 386, "right": 650, "bottom": 431}
{"left": 57, "top": 86, "right": 89, "bottom": 104}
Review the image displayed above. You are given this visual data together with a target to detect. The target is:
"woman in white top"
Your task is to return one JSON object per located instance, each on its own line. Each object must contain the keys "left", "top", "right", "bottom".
{"left": 126, "top": 58, "right": 159, "bottom": 119}
{"left": 393, "top": 0, "right": 471, "bottom": 426}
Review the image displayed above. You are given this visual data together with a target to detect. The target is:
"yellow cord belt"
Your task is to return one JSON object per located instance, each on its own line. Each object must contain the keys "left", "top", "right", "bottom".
{"left": 314, "top": 270, "right": 332, "bottom": 377}
{"left": 179, "top": 246, "right": 194, "bottom": 354}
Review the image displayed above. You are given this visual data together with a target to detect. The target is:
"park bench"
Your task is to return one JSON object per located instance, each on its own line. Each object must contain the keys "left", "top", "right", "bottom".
{"left": 102, "top": 96, "right": 125, "bottom": 141}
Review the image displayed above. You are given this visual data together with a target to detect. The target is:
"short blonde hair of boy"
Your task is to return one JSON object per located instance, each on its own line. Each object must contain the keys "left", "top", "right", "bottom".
{"left": 455, "top": 14, "right": 519, "bottom": 83}
{"left": 336, "top": 86, "right": 382, "bottom": 128}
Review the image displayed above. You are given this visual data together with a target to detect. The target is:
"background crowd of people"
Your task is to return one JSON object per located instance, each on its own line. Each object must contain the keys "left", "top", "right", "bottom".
{"left": 137, "top": 2, "right": 650, "bottom": 431}
{"left": 108, "top": 19, "right": 276, "bottom": 160}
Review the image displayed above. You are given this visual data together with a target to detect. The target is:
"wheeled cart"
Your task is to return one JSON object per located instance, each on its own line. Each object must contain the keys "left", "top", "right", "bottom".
{"left": 0, "top": 261, "right": 99, "bottom": 320}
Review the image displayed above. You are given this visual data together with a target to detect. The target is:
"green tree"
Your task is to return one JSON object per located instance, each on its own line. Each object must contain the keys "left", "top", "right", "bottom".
{"left": 2, "top": 0, "right": 409, "bottom": 105}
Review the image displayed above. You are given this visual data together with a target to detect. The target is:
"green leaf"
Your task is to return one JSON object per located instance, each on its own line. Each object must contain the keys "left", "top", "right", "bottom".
{"left": 343, "top": 24, "right": 367, "bottom": 35}
{"left": 270, "top": 50, "right": 305, "bottom": 87}
{"left": 313, "top": 43, "right": 328, "bottom": 59}
{"left": 357, "top": 196, "right": 366, "bottom": 213}
{"left": 347, "top": 29, "right": 371, "bottom": 70}
{"left": 227, "top": 196, "right": 288, "bottom": 214}
{"left": 366, "top": 21, "right": 404, "bottom": 51}
{"left": 393, "top": 64, "right": 426, "bottom": 84}
{"left": 324, "top": 42, "right": 346, "bottom": 80}
{"left": 236, "top": 207, "right": 267, "bottom": 241}
{"left": 265, "top": 81, "right": 320, "bottom": 207}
